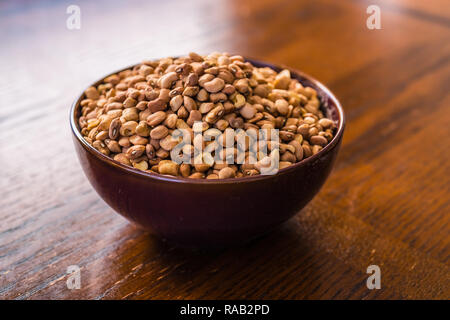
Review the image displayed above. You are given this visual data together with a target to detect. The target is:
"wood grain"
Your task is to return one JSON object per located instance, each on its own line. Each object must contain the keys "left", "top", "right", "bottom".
{"left": 0, "top": 0, "right": 449, "bottom": 300}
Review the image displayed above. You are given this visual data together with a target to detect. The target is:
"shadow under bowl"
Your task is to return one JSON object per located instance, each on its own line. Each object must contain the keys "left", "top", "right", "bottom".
{"left": 70, "top": 58, "right": 345, "bottom": 247}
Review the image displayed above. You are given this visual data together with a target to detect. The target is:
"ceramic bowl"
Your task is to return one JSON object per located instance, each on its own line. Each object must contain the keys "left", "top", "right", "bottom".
{"left": 70, "top": 58, "right": 345, "bottom": 247}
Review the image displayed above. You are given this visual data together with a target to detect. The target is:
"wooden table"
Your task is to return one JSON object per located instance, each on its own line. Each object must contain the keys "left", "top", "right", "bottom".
{"left": 1, "top": 0, "right": 449, "bottom": 300}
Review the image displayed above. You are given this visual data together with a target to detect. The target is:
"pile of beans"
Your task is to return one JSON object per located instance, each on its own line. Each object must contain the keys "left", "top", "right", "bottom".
{"left": 78, "top": 52, "right": 335, "bottom": 179}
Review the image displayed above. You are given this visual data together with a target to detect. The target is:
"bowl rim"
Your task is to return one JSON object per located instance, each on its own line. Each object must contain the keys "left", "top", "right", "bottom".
{"left": 70, "top": 57, "right": 345, "bottom": 185}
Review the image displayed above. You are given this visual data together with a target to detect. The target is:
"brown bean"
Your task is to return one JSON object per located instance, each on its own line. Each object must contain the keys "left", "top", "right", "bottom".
{"left": 180, "top": 163, "right": 191, "bottom": 177}
{"left": 159, "top": 72, "right": 178, "bottom": 89}
{"left": 129, "top": 135, "right": 148, "bottom": 145}
{"left": 85, "top": 86, "right": 99, "bottom": 99}
{"left": 205, "top": 105, "right": 225, "bottom": 124}
{"left": 109, "top": 118, "right": 121, "bottom": 139}
{"left": 187, "top": 110, "right": 202, "bottom": 126}
{"left": 318, "top": 118, "right": 335, "bottom": 129}
{"left": 218, "top": 166, "right": 235, "bottom": 179}
{"left": 114, "top": 153, "right": 131, "bottom": 165}
{"left": 148, "top": 98, "right": 166, "bottom": 113}
{"left": 310, "top": 135, "right": 328, "bottom": 146}
{"left": 126, "top": 145, "right": 146, "bottom": 159}
{"left": 239, "top": 103, "right": 256, "bottom": 119}
{"left": 183, "top": 96, "right": 197, "bottom": 111}
{"left": 146, "top": 111, "right": 166, "bottom": 127}
{"left": 120, "top": 121, "right": 138, "bottom": 136}
{"left": 189, "top": 172, "right": 205, "bottom": 179}
{"left": 145, "top": 144, "right": 156, "bottom": 159}
{"left": 150, "top": 125, "right": 169, "bottom": 139}
{"left": 164, "top": 113, "right": 178, "bottom": 129}
{"left": 158, "top": 160, "right": 179, "bottom": 176}
{"left": 275, "top": 99, "right": 289, "bottom": 115}
{"left": 203, "top": 78, "right": 225, "bottom": 93}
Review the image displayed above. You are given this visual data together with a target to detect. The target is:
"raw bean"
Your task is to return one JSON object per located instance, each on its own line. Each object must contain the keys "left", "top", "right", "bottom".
{"left": 145, "top": 144, "right": 156, "bottom": 159}
{"left": 150, "top": 125, "right": 169, "bottom": 139}
{"left": 318, "top": 118, "right": 334, "bottom": 129}
{"left": 288, "top": 140, "right": 303, "bottom": 161}
{"left": 146, "top": 111, "right": 166, "bottom": 126}
{"left": 205, "top": 105, "right": 225, "bottom": 124}
{"left": 136, "top": 121, "right": 150, "bottom": 136}
{"left": 93, "top": 140, "right": 110, "bottom": 155}
{"left": 109, "top": 118, "right": 121, "bottom": 139}
{"left": 177, "top": 106, "right": 189, "bottom": 118}
{"left": 194, "top": 163, "right": 211, "bottom": 172}
{"left": 279, "top": 130, "right": 294, "bottom": 141}
{"left": 279, "top": 161, "right": 292, "bottom": 169}
{"left": 230, "top": 116, "right": 244, "bottom": 129}
{"left": 159, "top": 72, "right": 178, "bottom": 89}
{"left": 159, "top": 135, "right": 179, "bottom": 151}
{"left": 148, "top": 98, "right": 166, "bottom": 113}
{"left": 232, "top": 94, "right": 246, "bottom": 108}
{"left": 275, "top": 99, "right": 289, "bottom": 115}
{"left": 187, "top": 110, "right": 202, "bottom": 126}
{"left": 136, "top": 101, "right": 148, "bottom": 111}
{"left": 243, "top": 169, "right": 259, "bottom": 176}
{"left": 254, "top": 84, "right": 270, "bottom": 98}
{"left": 215, "top": 119, "right": 229, "bottom": 131}
{"left": 189, "top": 52, "right": 203, "bottom": 62}
{"left": 180, "top": 163, "right": 191, "bottom": 177}
{"left": 164, "top": 113, "right": 178, "bottom": 129}
{"left": 105, "top": 139, "right": 121, "bottom": 153}
{"left": 123, "top": 97, "right": 137, "bottom": 108}
{"left": 139, "top": 109, "right": 151, "bottom": 121}
{"left": 218, "top": 167, "right": 235, "bottom": 179}
{"left": 302, "top": 144, "right": 312, "bottom": 158}
{"left": 280, "top": 143, "right": 296, "bottom": 154}
{"left": 170, "top": 95, "right": 183, "bottom": 111}
{"left": 310, "top": 135, "right": 328, "bottom": 146}
{"left": 133, "top": 160, "right": 148, "bottom": 171}
{"left": 158, "top": 160, "right": 179, "bottom": 176}
{"left": 183, "top": 86, "right": 199, "bottom": 97}
{"left": 170, "top": 86, "right": 183, "bottom": 97}
{"left": 122, "top": 107, "right": 139, "bottom": 121}
{"left": 197, "top": 88, "right": 209, "bottom": 101}
{"left": 129, "top": 135, "right": 148, "bottom": 145}
{"left": 210, "top": 92, "right": 227, "bottom": 103}
{"left": 312, "top": 145, "right": 322, "bottom": 155}
{"left": 297, "top": 124, "right": 310, "bottom": 136}
{"left": 274, "top": 69, "right": 291, "bottom": 89}
{"left": 120, "top": 121, "right": 138, "bottom": 136}
{"left": 222, "top": 84, "right": 235, "bottom": 95}
{"left": 234, "top": 79, "right": 250, "bottom": 94}
{"left": 186, "top": 73, "right": 198, "bottom": 86}
{"left": 118, "top": 137, "right": 131, "bottom": 147}
{"left": 239, "top": 103, "right": 257, "bottom": 119}
{"left": 183, "top": 96, "right": 197, "bottom": 111}
{"left": 126, "top": 145, "right": 146, "bottom": 159}
{"left": 85, "top": 87, "right": 99, "bottom": 99}
{"left": 114, "top": 153, "right": 131, "bottom": 165}
{"left": 206, "top": 174, "right": 219, "bottom": 179}
{"left": 156, "top": 148, "right": 169, "bottom": 159}
{"left": 199, "top": 102, "right": 215, "bottom": 114}
{"left": 203, "top": 78, "right": 225, "bottom": 93}
{"left": 189, "top": 172, "right": 205, "bottom": 179}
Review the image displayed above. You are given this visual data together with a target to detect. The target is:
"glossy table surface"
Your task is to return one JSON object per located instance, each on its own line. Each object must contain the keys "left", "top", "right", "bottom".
{"left": 0, "top": 0, "right": 449, "bottom": 299}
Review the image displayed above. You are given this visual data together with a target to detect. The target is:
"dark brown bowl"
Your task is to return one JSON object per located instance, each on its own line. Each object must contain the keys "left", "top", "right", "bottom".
{"left": 70, "top": 58, "right": 345, "bottom": 247}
